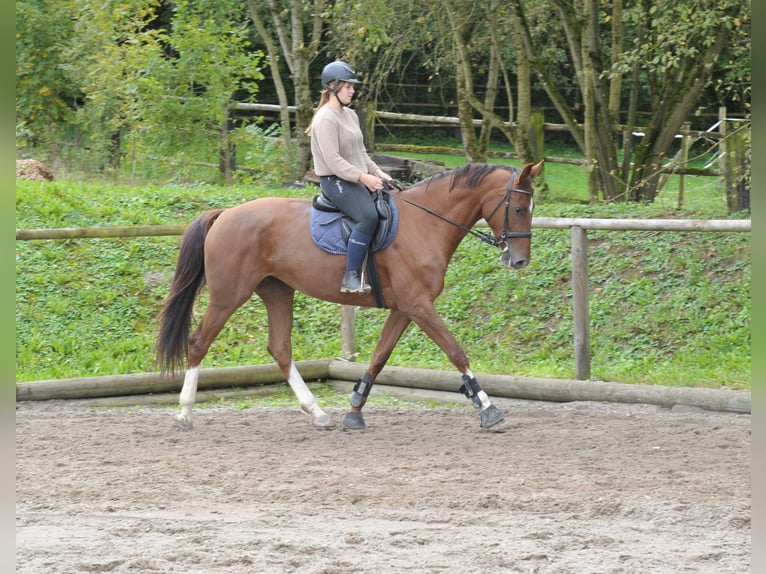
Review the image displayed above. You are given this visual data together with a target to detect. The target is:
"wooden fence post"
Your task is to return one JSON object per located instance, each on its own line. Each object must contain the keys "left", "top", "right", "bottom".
{"left": 571, "top": 225, "right": 590, "bottom": 380}
{"left": 718, "top": 106, "right": 749, "bottom": 213}
{"left": 341, "top": 305, "right": 356, "bottom": 360}
{"left": 530, "top": 111, "right": 545, "bottom": 163}
{"left": 678, "top": 121, "right": 691, "bottom": 209}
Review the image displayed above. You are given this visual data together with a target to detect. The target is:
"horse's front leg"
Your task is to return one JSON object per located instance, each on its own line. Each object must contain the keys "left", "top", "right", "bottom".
{"left": 342, "top": 310, "right": 412, "bottom": 430}
{"left": 408, "top": 304, "right": 505, "bottom": 429}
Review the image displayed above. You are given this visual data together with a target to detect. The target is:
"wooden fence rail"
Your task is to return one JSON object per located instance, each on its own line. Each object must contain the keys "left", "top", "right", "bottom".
{"left": 16, "top": 218, "right": 750, "bottom": 380}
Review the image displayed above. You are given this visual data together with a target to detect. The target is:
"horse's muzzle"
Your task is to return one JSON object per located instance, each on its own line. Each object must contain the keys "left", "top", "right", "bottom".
{"left": 500, "top": 249, "right": 529, "bottom": 269}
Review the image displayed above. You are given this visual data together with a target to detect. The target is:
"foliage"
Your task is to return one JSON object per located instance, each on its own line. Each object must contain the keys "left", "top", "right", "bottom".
{"left": 126, "top": 0, "right": 263, "bottom": 170}
{"left": 59, "top": 0, "right": 164, "bottom": 170}
{"left": 236, "top": 122, "right": 292, "bottom": 187}
{"left": 15, "top": 0, "right": 78, "bottom": 149}
{"left": 16, "top": 0, "right": 264, "bottom": 177}
{"left": 15, "top": 163, "right": 749, "bottom": 390}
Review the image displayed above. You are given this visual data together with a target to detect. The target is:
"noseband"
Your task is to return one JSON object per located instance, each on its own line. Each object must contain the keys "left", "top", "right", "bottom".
{"left": 483, "top": 177, "right": 534, "bottom": 246}
{"left": 393, "top": 171, "right": 533, "bottom": 249}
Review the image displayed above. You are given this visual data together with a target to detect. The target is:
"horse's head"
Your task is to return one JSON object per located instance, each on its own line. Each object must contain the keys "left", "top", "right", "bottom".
{"left": 484, "top": 161, "right": 543, "bottom": 270}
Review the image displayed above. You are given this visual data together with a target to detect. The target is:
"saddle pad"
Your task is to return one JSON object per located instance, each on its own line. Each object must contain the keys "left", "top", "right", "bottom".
{"left": 309, "top": 198, "right": 399, "bottom": 255}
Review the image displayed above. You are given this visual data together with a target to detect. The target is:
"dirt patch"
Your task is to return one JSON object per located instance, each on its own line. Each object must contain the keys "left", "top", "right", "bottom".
{"left": 16, "top": 399, "right": 750, "bottom": 573}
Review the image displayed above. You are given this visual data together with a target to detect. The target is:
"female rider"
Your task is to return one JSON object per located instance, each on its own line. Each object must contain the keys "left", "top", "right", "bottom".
{"left": 306, "top": 61, "right": 392, "bottom": 293}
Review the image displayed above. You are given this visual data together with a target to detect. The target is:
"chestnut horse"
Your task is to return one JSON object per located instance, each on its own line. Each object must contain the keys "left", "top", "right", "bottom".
{"left": 156, "top": 161, "right": 542, "bottom": 431}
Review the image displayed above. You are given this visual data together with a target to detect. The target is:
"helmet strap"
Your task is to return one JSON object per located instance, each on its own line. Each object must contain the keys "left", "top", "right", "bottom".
{"left": 328, "top": 82, "right": 351, "bottom": 107}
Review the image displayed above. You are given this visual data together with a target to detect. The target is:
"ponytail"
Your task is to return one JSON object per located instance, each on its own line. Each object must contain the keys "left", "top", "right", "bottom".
{"left": 305, "top": 90, "right": 333, "bottom": 136}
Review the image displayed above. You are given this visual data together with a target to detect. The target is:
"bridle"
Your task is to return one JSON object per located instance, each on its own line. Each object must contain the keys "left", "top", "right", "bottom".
{"left": 391, "top": 171, "right": 533, "bottom": 249}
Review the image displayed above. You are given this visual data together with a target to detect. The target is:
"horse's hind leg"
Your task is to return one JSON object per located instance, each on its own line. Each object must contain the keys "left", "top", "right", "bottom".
{"left": 257, "top": 278, "right": 335, "bottom": 429}
{"left": 177, "top": 299, "right": 245, "bottom": 429}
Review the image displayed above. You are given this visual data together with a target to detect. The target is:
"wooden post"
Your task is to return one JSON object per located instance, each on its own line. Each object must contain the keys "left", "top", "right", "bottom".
{"left": 718, "top": 106, "right": 728, "bottom": 198}
{"left": 219, "top": 105, "right": 236, "bottom": 185}
{"left": 571, "top": 226, "right": 590, "bottom": 380}
{"left": 718, "top": 106, "right": 748, "bottom": 214}
{"left": 678, "top": 122, "right": 691, "bottom": 209}
{"left": 341, "top": 305, "right": 356, "bottom": 360}
{"left": 530, "top": 111, "right": 545, "bottom": 163}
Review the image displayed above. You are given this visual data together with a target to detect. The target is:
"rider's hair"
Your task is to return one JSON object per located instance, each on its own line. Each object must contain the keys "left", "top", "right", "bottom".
{"left": 305, "top": 85, "right": 340, "bottom": 136}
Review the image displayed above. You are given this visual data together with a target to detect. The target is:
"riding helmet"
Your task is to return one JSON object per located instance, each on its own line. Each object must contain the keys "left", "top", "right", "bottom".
{"left": 321, "top": 61, "right": 361, "bottom": 90}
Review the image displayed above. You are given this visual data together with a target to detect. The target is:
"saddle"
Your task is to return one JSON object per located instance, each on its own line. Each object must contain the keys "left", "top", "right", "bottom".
{"left": 310, "top": 189, "right": 398, "bottom": 255}
{"left": 309, "top": 188, "right": 399, "bottom": 309}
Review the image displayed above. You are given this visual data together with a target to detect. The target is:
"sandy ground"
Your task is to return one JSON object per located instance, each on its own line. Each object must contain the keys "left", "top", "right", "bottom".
{"left": 16, "top": 397, "right": 750, "bottom": 574}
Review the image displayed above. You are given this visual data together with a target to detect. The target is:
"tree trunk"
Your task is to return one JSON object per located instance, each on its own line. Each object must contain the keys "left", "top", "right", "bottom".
{"left": 510, "top": 0, "right": 585, "bottom": 152}
{"left": 629, "top": 17, "right": 733, "bottom": 202}
{"left": 444, "top": 2, "right": 483, "bottom": 162}
{"left": 583, "top": 0, "right": 621, "bottom": 200}
{"left": 608, "top": 0, "right": 623, "bottom": 117}
{"left": 509, "top": 2, "right": 534, "bottom": 165}
{"left": 247, "top": 0, "right": 293, "bottom": 158}
{"left": 619, "top": 16, "right": 645, "bottom": 198}
{"left": 249, "top": 0, "right": 325, "bottom": 179}
{"left": 218, "top": 107, "right": 235, "bottom": 185}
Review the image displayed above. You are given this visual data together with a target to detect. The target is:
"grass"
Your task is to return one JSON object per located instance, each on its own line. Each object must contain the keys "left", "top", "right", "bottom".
{"left": 15, "top": 155, "right": 750, "bottom": 390}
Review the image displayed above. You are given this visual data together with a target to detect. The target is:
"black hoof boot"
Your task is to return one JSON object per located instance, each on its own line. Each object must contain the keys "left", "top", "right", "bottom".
{"left": 480, "top": 404, "right": 505, "bottom": 429}
{"left": 342, "top": 411, "right": 367, "bottom": 430}
{"left": 341, "top": 270, "right": 371, "bottom": 294}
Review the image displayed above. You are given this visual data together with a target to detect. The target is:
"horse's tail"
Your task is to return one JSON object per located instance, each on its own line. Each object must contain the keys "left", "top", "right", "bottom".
{"left": 155, "top": 209, "right": 225, "bottom": 375}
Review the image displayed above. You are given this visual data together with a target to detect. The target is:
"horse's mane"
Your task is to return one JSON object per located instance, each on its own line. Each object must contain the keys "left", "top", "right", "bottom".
{"left": 410, "top": 163, "right": 514, "bottom": 193}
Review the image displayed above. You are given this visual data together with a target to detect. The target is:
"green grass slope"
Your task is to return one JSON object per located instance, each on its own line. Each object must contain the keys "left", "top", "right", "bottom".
{"left": 15, "top": 171, "right": 750, "bottom": 389}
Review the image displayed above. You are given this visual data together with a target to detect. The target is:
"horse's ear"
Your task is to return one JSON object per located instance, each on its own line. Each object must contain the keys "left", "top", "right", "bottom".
{"left": 516, "top": 160, "right": 544, "bottom": 185}
{"left": 528, "top": 160, "right": 544, "bottom": 180}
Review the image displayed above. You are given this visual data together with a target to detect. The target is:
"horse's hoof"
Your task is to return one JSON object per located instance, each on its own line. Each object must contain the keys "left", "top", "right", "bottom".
{"left": 175, "top": 415, "right": 193, "bottom": 431}
{"left": 480, "top": 404, "right": 505, "bottom": 429}
{"left": 313, "top": 414, "right": 336, "bottom": 430}
{"left": 342, "top": 411, "right": 366, "bottom": 430}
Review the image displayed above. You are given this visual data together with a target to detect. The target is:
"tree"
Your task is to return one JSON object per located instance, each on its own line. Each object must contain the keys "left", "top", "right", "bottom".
{"left": 511, "top": 0, "right": 750, "bottom": 203}
{"left": 16, "top": 0, "right": 78, "bottom": 152}
{"left": 128, "top": 0, "right": 263, "bottom": 183}
{"left": 246, "top": 0, "right": 326, "bottom": 178}
{"left": 325, "top": 0, "right": 409, "bottom": 150}
{"left": 620, "top": 0, "right": 749, "bottom": 203}
{"left": 61, "top": 0, "right": 165, "bottom": 170}
{"left": 429, "top": 0, "right": 535, "bottom": 164}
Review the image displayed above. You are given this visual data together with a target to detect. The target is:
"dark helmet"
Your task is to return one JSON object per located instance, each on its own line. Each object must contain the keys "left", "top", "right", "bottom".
{"left": 321, "top": 61, "right": 360, "bottom": 90}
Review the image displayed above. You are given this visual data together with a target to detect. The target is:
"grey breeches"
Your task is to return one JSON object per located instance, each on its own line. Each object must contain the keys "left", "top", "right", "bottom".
{"left": 319, "top": 176, "right": 378, "bottom": 236}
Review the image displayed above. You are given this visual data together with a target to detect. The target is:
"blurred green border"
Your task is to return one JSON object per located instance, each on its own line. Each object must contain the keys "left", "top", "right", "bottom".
{"left": 5, "top": 0, "right": 16, "bottom": 566}
{"left": 750, "top": 1, "right": 761, "bottom": 572}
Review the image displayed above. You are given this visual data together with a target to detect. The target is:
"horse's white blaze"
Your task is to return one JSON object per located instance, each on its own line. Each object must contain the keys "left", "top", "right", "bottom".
{"left": 287, "top": 362, "right": 327, "bottom": 421}
{"left": 177, "top": 366, "right": 199, "bottom": 422}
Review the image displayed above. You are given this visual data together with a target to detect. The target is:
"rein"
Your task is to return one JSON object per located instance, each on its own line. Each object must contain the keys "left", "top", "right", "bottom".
{"left": 392, "top": 174, "right": 533, "bottom": 248}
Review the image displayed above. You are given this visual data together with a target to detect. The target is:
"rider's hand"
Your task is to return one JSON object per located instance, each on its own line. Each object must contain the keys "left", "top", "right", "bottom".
{"left": 360, "top": 172, "right": 384, "bottom": 191}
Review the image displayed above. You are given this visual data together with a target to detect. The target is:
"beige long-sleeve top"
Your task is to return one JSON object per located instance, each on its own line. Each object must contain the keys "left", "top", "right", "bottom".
{"left": 310, "top": 104, "right": 379, "bottom": 182}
